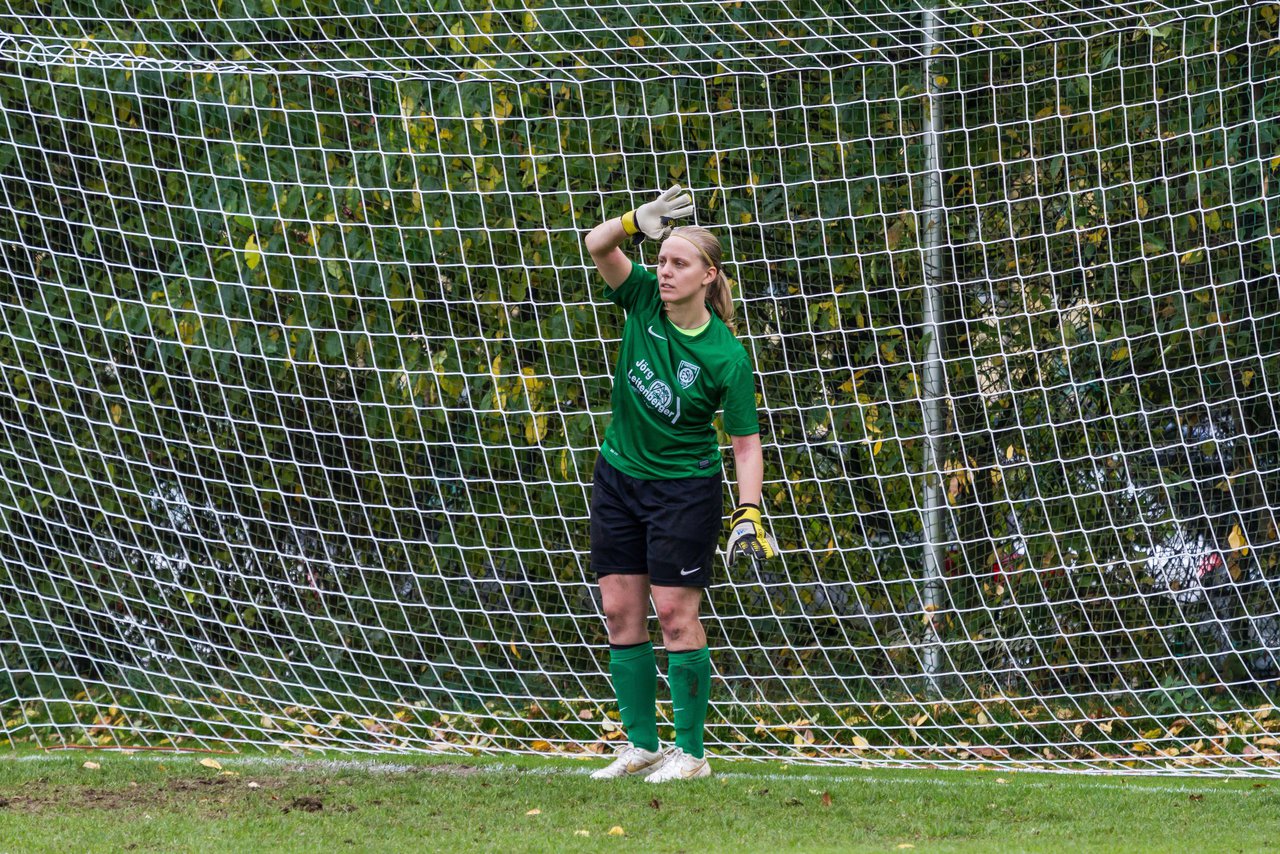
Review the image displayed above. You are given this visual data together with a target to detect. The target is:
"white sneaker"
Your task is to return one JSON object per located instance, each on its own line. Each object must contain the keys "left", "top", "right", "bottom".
{"left": 590, "top": 744, "right": 664, "bottom": 780}
{"left": 644, "top": 747, "right": 711, "bottom": 783}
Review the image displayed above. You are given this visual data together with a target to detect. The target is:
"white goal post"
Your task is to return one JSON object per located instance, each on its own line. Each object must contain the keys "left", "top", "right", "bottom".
{"left": 1, "top": 0, "right": 1279, "bottom": 774}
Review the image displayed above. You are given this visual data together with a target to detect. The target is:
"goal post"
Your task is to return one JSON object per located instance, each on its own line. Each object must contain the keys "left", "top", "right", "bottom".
{"left": 1, "top": 0, "right": 1279, "bottom": 773}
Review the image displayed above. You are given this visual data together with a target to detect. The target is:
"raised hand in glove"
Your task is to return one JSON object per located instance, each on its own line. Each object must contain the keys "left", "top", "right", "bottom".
{"left": 727, "top": 502, "right": 778, "bottom": 564}
{"left": 621, "top": 184, "right": 695, "bottom": 242}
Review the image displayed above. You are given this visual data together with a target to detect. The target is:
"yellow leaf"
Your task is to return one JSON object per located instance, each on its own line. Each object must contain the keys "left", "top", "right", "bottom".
{"left": 934, "top": 75, "right": 949, "bottom": 88}
{"left": 525, "top": 415, "right": 548, "bottom": 444}
{"left": 1111, "top": 346, "right": 1128, "bottom": 362}
{"left": 608, "top": 827, "right": 626, "bottom": 836}
{"left": 82, "top": 761, "right": 100, "bottom": 770}
{"left": 526, "top": 808, "right": 541, "bottom": 816}
{"left": 531, "top": 740, "right": 551, "bottom": 751}
{"left": 574, "top": 830, "right": 590, "bottom": 837}
{"left": 851, "top": 735, "right": 871, "bottom": 749}
{"left": 199, "top": 757, "right": 223, "bottom": 770}
{"left": 244, "top": 234, "right": 260, "bottom": 270}
{"left": 1137, "top": 196, "right": 1149, "bottom": 218}
{"left": 1229, "top": 524, "right": 1247, "bottom": 555}
{"left": 111, "top": 404, "right": 122, "bottom": 425}
{"left": 628, "top": 33, "right": 645, "bottom": 48}
{"left": 880, "top": 342, "right": 898, "bottom": 364}
{"left": 1243, "top": 370, "right": 1255, "bottom": 388}
{"left": 872, "top": 440, "right": 883, "bottom": 456}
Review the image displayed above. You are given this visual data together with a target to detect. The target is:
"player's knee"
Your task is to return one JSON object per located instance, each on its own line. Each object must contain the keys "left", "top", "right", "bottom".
{"left": 654, "top": 600, "right": 679, "bottom": 626}
{"left": 602, "top": 601, "right": 644, "bottom": 635}
{"left": 655, "top": 604, "right": 693, "bottom": 637}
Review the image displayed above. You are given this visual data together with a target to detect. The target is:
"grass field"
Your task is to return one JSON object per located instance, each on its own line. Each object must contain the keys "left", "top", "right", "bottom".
{"left": 1, "top": 747, "right": 1277, "bottom": 852}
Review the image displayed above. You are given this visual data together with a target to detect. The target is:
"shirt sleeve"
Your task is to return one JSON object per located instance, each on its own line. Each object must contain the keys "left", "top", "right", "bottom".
{"left": 601, "top": 259, "right": 657, "bottom": 313}
{"left": 720, "top": 355, "right": 759, "bottom": 436}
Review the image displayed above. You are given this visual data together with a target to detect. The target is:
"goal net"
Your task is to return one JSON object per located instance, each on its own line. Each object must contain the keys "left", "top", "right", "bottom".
{"left": 1, "top": 0, "right": 1278, "bottom": 774}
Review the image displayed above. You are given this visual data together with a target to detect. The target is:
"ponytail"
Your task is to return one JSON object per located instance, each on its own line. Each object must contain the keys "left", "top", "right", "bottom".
{"left": 706, "top": 268, "right": 736, "bottom": 333}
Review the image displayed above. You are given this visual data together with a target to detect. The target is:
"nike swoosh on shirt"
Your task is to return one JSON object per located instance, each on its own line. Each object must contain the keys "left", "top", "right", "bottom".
{"left": 680, "top": 566, "right": 701, "bottom": 576}
{"left": 647, "top": 325, "right": 666, "bottom": 340}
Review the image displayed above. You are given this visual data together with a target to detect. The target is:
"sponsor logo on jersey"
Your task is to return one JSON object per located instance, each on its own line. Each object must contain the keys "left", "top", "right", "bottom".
{"left": 646, "top": 380, "right": 673, "bottom": 409}
{"left": 627, "top": 358, "right": 681, "bottom": 424}
{"left": 677, "top": 360, "right": 700, "bottom": 389}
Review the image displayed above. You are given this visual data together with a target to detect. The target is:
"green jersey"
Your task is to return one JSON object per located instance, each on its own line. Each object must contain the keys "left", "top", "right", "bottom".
{"left": 600, "top": 260, "right": 758, "bottom": 480}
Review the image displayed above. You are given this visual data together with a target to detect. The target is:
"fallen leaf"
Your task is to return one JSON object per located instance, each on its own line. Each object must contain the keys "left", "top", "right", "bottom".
{"left": 247, "top": 782, "right": 261, "bottom": 789}
{"left": 525, "top": 808, "right": 541, "bottom": 816}
{"left": 608, "top": 826, "right": 625, "bottom": 836}
{"left": 1229, "top": 524, "right": 1247, "bottom": 554}
{"left": 1189, "top": 794, "right": 1204, "bottom": 802}
{"left": 996, "top": 778, "right": 1008, "bottom": 784}
{"left": 897, "top": 846, "right": 916, "bottom": 850}
{"left": 649, "top": 798, "right": 660, "bottom": 810}
{"left": 82, "top": 761, "right": 100, "bottom": 770}
{"left": 821, "top": 791, "right": 832, "bottom": 808}
{"left": 574, "top": 830, "right": 590, "bottom": 837}
{"left": 199, "top": 758, "right": 223, "bottom": 771}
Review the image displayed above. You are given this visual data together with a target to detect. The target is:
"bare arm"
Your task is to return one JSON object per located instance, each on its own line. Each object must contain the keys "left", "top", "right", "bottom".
{"left": 730, "top": 432, "right": 764, "bottom": 507}
{"left": 584, "top": 218, "right": 633, "bottom": 290}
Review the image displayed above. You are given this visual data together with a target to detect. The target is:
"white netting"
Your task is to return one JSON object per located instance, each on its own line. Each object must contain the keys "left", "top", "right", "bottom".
{"left": 1, "top": 0, "right": 1279, "bottom": 774}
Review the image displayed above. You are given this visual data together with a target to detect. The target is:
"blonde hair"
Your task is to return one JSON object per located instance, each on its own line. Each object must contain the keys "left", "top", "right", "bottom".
{"left": 667, "top": 226, "right": 736, "bottom": 332}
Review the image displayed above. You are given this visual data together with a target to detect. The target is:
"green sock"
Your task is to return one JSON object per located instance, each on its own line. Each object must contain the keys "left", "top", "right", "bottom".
{"left": 609, "top": 642, "right": 658, "bottom": 752}
{"left": 667, "top": 646, "right": 711, "bottom": 759}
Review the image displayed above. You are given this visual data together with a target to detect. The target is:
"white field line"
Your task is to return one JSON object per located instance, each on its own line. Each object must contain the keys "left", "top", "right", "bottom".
{"left": 8, "top": 752, "right": 1262, "bottom": 797}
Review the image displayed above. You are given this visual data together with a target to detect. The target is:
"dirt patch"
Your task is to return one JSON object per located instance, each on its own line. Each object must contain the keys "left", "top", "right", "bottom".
{"left": 0, "top": 761, "right": 466, "bottom": 815}
{"left": 284, "top": 795, "right": 324, "bottom": 813}
{"left": 0, "top": 786, "right": 154, "bottom": 813}
{"left": 0, "top": 777, "right": 286, "bottom": 815}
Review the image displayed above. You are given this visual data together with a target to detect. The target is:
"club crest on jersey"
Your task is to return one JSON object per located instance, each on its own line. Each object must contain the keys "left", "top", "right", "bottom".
{"left": 677, "top": 360, "right": 701, "bottom": 389}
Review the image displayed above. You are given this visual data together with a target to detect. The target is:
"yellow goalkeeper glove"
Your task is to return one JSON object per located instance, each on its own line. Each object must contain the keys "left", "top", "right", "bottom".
{"left": 727, "top": 503, "right": 778, "bottom": 564}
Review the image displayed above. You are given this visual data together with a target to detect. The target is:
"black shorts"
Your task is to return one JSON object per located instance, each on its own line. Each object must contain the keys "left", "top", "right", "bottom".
{"left": 590, "top": 455, "right": 723, "bottom": 588}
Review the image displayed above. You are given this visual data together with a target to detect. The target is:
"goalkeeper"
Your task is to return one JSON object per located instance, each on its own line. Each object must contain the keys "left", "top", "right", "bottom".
{"left": 583, "top": 185, "right": 777, "bottom": 783}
